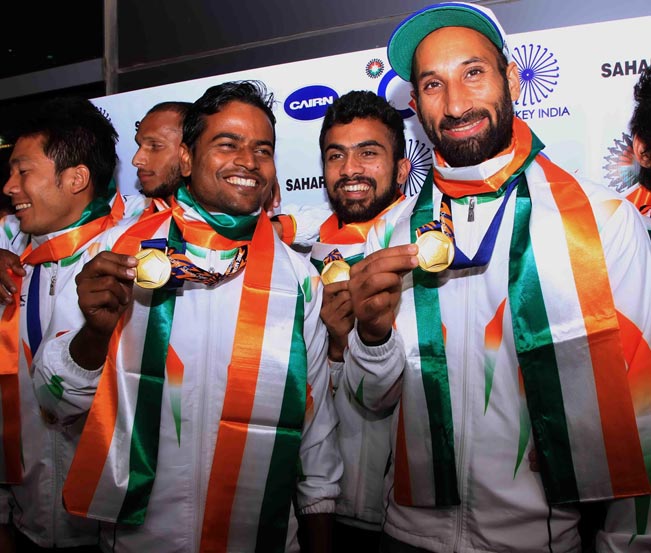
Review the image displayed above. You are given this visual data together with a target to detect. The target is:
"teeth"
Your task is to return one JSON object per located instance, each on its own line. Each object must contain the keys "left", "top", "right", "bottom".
{"left": 14, "top": 203, "right": 32, "bottom": 211}
{"left": 450, "top": 120, "right": 482, "bottom": 133}
{"left": 226, "top": 176, "right": 256, "bottom": 187}
{"left": 343, "top": 184, "right": 369, "bottom": 192}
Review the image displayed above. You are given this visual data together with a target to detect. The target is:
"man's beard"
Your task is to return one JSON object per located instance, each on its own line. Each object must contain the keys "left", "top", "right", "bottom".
{"left": 420, "top": 81, "right": 514, "bottom": 167}
{"left": 141, "top": 165, "right": 183, "bottom": 199}
{"left": 328, "top": 165, "right": 399, "bottom": 224}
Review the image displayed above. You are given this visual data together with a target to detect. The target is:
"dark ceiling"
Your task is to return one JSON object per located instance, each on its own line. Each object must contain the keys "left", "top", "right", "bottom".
{"left": 0, "top": 3, "right": 103, "bottom": 80}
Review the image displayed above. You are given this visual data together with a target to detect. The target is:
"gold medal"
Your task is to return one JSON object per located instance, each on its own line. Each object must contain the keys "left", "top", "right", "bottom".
{"left": 415, "top": 231, "right": 454, "bottom": 272}
{"left": 320, "top": 259, "right": 351, "bottom": 285}
{"left": 134, "top": 248, "right": 172, "bottom": 289}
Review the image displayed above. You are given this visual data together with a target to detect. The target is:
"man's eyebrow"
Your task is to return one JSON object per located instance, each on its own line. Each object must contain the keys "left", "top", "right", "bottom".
{"left": 416, "top": 56, "right": 490, "bottom": 80}
{"left": 325, "top": 140, "right": 385, "bottom": 151}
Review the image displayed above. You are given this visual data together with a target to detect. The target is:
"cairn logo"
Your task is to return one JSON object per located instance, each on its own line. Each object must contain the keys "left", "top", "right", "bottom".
{"left": 366, "top": 58, "right": 385, "bottom": 79}
{"left": 603, "top": 132, "right": 638, "bottom": 193}
{"left": 377, "top": 70, "right": 416, "bottom": 119}
{"left": 284, "top": 85, "right": 338, "bottom": 121}
{"left": 403, "top": 139, "right": 432, "bottom": 197}
{"left": 512, "top": 44, "right": 559, "bottom": 107}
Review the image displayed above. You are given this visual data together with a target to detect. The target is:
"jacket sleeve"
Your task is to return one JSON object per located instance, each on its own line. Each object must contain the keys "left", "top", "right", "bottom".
{"left": 295, "top": 264, "right": 343, "bottom": 515}
{"left": 594, "top": 194, "right": 651, "bottom": 550}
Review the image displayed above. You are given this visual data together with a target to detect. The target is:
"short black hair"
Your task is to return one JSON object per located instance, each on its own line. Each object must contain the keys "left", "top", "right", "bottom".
{"left": 183, "top": 81, "right": 276, "bottom": 152}
{"left": 146, "top": 101, "right": 192, "bottom": 120}
{"left": 319, "top": 90, "right": 406, "bottom": 164}
{"left": 630, "top": 67, "right": 651, "bottom": 188}
{"left": 13, "top": 96, "right": 118, "bottom": 198}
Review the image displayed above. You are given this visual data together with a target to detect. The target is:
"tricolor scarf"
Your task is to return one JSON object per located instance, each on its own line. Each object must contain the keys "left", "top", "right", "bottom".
{"left": 64, "top": 188, "right": 309, "bottom": 552}
{"left": 394, "top": 117, "right": 651, "bottom": 507}
{"left": 310, "top": 195, "right": 405, "bottom": 273}
{"left": 0, "top": 196, "right": 117, "bottom": 483}
{"left": 625, "top": 183, "right": 651, "bottom": 236}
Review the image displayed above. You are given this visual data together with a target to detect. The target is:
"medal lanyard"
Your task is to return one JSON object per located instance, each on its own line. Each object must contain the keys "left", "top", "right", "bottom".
{"left": 445, "top": 176, "right": 520, "bottom": 270}
{"left": 138, "top": 221, "right": 249, "bottom": 290}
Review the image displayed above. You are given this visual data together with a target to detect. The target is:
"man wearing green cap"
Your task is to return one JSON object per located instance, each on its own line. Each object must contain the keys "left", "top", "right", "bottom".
{"left": 343, "top": 2, "right": 651, "bottom": 552}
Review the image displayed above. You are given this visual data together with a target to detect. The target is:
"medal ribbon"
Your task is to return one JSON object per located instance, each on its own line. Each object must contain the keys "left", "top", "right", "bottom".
{"left": 446, "top": 177, "right": 519, "bottom": 270}
{"left": 400, "top": 120, "right": 543, "bottom": 506}
{"left": 139, "top": 237, "right": 248, "bottom": 289}
{"left": 0, "top": 197, "right": 115, "bottom": 483}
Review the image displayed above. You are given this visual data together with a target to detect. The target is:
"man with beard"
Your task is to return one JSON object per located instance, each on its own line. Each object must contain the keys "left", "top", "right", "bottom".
{"left": 310, "top": 90, "right": 410, "bottom": 551}
{"left": 132, "top": 101, "right": 191, "bottom": 204}
{"left": 32, "top": 80, "right": 341, "bottom": 553}
{"left": 342, "top": 3, "right": 651, "bottom": 552}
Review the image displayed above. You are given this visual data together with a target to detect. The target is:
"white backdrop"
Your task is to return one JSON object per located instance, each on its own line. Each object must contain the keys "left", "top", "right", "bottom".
{"left": 92, "top": 15, "right": 651, "bottom": 214}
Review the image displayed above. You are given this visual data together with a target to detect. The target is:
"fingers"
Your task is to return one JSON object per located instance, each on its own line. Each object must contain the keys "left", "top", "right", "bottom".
{"left": 349, "top": 244, "right": 419, "bottom": 279}
{"left": 0, "top": 249, "right": 25, "bottom": 305}
{"left": 76, "top": 252, "right": 138, "bottom": 333}
{"left": 348, "top": 245, "right": 418, "bottom": 344}
{"left": 77, "top": 251, "right": 137, "bottom": 283}
{"left": 264, "top": 177, "right": 282, "bottom": 216}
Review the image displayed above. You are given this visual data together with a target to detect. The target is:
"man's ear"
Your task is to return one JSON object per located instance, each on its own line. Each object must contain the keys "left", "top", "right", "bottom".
{"left": 410, "top": 89, "right": 423, "bottom": 126}
{"left": 64, "top": 165, "right": 91, "bottom": 195}
{"left": 179, "top": 143, "right": 192, "bottom": 177}
{"left": 506, "top": 61, "right": 521, "bottom": 103}
{"left": 633, "top": 134, "right": 651, "bottom": 168}
{"left": 396, "top": 158, "right": 412, "bottom": 186}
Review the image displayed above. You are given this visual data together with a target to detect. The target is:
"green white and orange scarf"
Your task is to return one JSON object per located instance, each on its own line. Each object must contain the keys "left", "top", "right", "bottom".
{"left": 0, "top": 196, "right": 118, "bottom": 483}
{"left": 310, "top": 195, "right": 404, "bottom": 273}
{"left": 64, "top": 189, "right": 309, "bottom": 552}
{"left": 392, "top": 118, "right": 651, "bottom": 507}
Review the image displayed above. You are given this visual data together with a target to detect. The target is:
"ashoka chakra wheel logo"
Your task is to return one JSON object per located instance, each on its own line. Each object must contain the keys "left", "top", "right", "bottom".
{"left": 512, "top": 44, "right": 559, "bottom": 107}
{"left": 404, "top": 139, "right": 432, "bottom": 197}
{"left": 603, "top": 132, "right": 638, "bottom": 193}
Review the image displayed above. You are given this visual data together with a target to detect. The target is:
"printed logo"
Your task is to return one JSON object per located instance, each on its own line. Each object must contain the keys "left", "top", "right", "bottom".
{"left": 97, "top": 106, "right": 112, "bottom": 123}
{"left": 403, "top": 139, "right": 432, "bottom": 197}
{"left": 512, "top": 43, "right": 559, "bottom": 107}
{"left": 377, "top": 69, "right": 417, "bottom": 119}
{"left": 602, "top": 132, "right": 638, "bottom": 193}
{"left": 365, "top": 58, "right": 385, "bottom": 79}
{"left": 284, "top": 85, "right": 339, "bottom": 121}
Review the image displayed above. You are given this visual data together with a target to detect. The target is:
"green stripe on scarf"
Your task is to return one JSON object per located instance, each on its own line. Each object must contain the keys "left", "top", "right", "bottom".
{"left": 411, "top": 169, "right": 459, "bottom": 506}
{"left": 177, "top": 185, "right": 257, "bottom": 240}
{"left": 255, "top": 286, "right": 307, "bottom": 552}
{"left": 118, "top": 222, "right": 182, "bottom": 524}
{"left": 508, "top": 177, "right": 579, "bottom": 503}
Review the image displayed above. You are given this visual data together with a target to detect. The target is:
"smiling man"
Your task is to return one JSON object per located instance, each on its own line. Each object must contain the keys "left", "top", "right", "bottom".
{"left": 342, "top": 3, "right": 651, "bottom": 553}
{"left": 310, "top": 90, "right": 409, "bottom": 551}
{"left": 0, "top": 96, "right": 121, "bottom": 552}
{"left": 32, "top": 81, "right": 342, "bottom": 553}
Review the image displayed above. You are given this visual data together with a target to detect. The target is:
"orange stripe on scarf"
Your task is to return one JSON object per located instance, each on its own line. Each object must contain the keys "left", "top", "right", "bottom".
{"left": 617, "top": 310, "right": 651, "bottom": 412}
{"left": 393, "top": 401, "right": 412, "bottom": 505}
{"left": 200, "top": 214, "right": 275, "bottom": 552}
{"left": 318, "top": 195, "right": 405, "bottom": 244}
{"left": 63, "top": 319, "right": 124, "bottom": 516}
{"left": 64, "top": 217, "right": 164, "bottom": 515}
{"left": 541, "top": 156, "right": 648, "bottom": 496}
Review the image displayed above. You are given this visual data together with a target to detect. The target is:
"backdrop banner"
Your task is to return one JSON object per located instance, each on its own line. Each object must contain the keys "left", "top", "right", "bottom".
{"left": 92, "top": 15, "right": 651, "bottom": 216}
